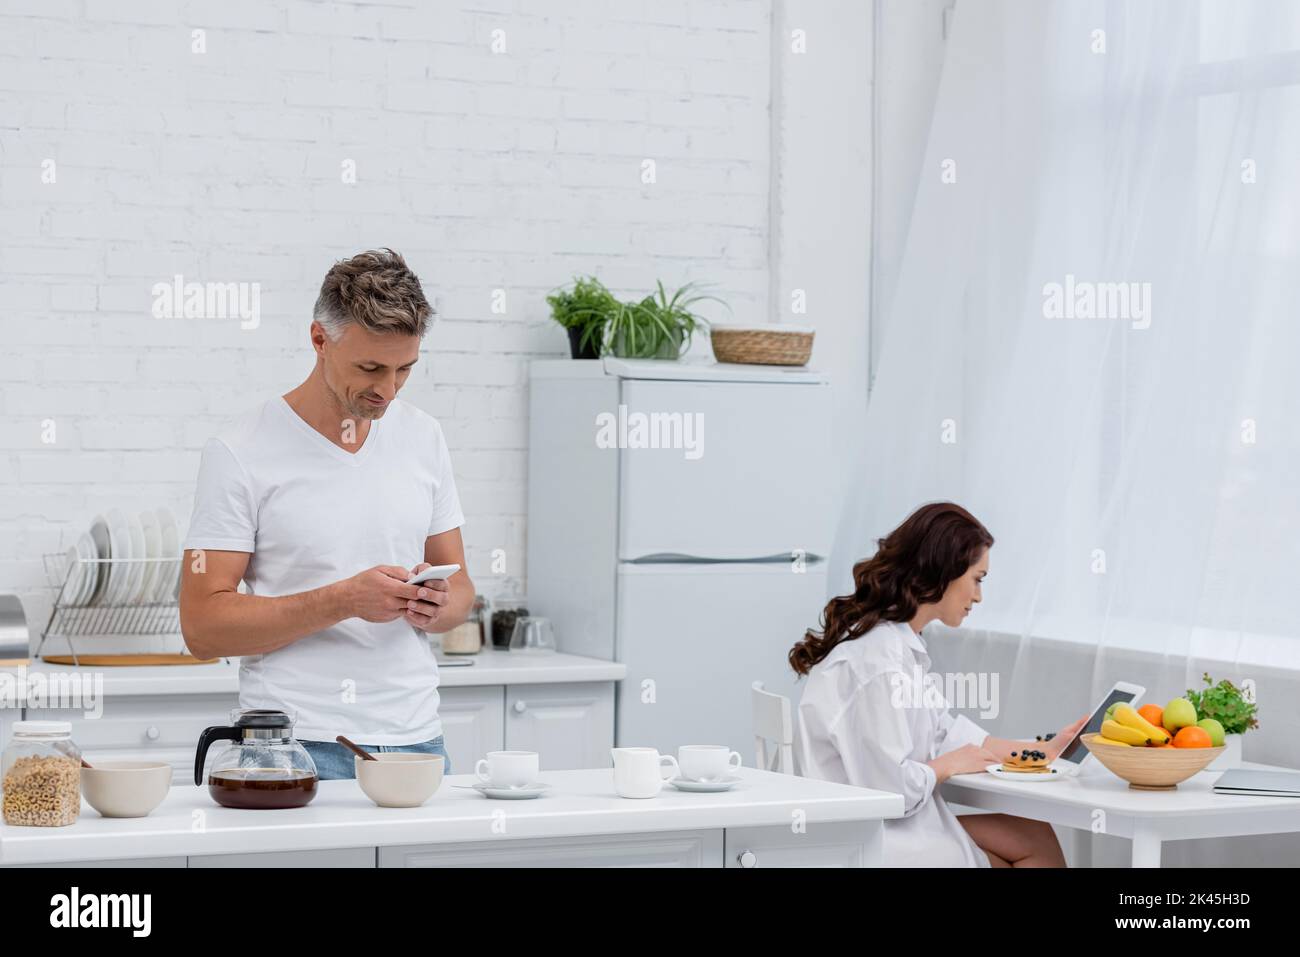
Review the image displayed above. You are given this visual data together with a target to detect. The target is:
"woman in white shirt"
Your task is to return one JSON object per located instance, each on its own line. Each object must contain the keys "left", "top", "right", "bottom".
{"left": 792, "top": 502, "right": 1088, "bottom": 867}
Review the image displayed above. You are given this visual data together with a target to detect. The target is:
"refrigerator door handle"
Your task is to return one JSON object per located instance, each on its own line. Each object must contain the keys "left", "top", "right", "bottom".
{"left": 625, "top": 553, "right": 826, "bottom": 565}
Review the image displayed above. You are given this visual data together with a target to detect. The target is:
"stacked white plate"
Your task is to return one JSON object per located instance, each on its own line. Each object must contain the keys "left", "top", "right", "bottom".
{"left": 61, "top": 532, "right": 100, "bottom": 607}
{"left": 67, "top": 507, "right": 182, "bottom": 607}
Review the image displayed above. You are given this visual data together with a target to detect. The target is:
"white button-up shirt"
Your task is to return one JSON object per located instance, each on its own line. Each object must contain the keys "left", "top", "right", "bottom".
{"left": 795, "top": 620, "right": 991, "bottom": 867}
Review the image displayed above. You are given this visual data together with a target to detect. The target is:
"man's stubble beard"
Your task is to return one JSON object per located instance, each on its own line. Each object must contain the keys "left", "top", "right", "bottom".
{"left": 322, "top": 367, "right": 383, "bottom": 422}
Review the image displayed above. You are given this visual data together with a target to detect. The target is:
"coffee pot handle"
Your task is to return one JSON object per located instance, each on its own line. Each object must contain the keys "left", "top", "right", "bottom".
{"left": 194, "top": 726, "right": 242, "bottom": 786}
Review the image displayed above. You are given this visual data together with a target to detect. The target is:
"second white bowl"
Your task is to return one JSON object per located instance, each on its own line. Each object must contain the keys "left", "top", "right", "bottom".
{"left": 81, "top": 760, "right": 173, "bottom": 818}
{"left": 355, "top": 753, "right": 444, "bottom": 807}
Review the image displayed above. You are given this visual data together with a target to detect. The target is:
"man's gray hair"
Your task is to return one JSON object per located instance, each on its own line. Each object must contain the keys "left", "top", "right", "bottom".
{"left": 313, "top": 248, "right": 433, "bottom": 340}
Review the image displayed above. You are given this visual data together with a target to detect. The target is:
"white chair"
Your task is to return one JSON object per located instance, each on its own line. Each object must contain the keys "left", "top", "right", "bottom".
{"left": 751, "top": 680, "right": 796, "bottom": 774}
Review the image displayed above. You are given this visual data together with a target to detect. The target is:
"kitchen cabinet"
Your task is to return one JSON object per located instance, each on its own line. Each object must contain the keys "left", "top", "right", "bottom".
{"left": 504, "top": 682, "right": 614, "bottom": 771}
{"left": 9, "top": 664, "right": 619, "bottom": 783}
{"left": 1, "top": 769, "right": 902, "bottom": 868}
{"left": 381, "top": 830, "right": 722, "bottom": 867}
{"left": 723, "top": 821, "right": 881, "bottom": 867}
{"left": 12, "top": 827, "right": 865, "bottom": 869}
{"left": 26, "top": 693, "right": 236, "bottom": 784}
{"left": 21, "top": 856, "right": 186, "bottom": 868}
{"left": 190, "top": 847, "right": 373, "bottom": 868}
{"left": 437, "top": 686, "right": 504, "bottom": 776}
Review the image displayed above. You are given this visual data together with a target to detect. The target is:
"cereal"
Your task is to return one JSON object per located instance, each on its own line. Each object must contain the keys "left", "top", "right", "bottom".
{"left": 2, "top": 755, "right": 81, "bottom": 827}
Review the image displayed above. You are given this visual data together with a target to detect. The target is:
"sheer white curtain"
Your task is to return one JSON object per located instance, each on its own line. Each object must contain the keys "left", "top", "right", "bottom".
{"left": 836, "top": 0, "right": 1300, "bottom": 729}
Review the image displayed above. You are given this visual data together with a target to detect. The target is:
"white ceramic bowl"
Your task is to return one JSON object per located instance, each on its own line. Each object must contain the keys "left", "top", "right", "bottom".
{"left": 355, "top": 753, "right": 444, "bottom": 807}
{"left": 81, "top": 761, "right": 173, "bottom": 817}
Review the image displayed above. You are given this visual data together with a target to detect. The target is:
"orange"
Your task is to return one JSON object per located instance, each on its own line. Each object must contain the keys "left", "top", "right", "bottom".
{"left": 1172, "top": 726, "right": 1212, "bottom": 749}
{"left": 1138, "top": 703, "right": 1164, "bottom": 728}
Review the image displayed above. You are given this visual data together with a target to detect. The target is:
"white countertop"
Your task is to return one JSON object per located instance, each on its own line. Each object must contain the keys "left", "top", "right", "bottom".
{"left": 0, "top": 768, "right": 904, "bottom": 865}
{"left": 4, "top": 650, "right": 625, "bottom": 697}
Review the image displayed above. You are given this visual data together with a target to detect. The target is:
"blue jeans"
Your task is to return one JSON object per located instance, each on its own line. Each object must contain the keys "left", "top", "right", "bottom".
{"left": 300, "top": 736, "right": 451, "bottom": 781}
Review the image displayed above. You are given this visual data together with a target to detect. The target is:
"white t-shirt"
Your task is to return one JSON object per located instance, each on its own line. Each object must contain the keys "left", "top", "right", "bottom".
{"left": 182, "top": 395, "right": 465, "bottom": 745}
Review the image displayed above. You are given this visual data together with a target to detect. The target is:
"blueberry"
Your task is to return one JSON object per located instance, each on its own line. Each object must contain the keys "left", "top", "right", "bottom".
{"left": 1011, "top": 751, "right": 1018, "bottom": 757}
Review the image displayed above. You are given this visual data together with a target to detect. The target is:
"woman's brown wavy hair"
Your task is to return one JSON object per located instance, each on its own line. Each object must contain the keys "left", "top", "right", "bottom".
{"left": 789, "top": 502, "right": 993, "bottom": 676}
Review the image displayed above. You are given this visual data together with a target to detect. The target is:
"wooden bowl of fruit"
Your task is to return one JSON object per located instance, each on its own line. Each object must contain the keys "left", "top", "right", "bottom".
{"left": 1081, "top": 702, "right": 1224, "bottom": 790}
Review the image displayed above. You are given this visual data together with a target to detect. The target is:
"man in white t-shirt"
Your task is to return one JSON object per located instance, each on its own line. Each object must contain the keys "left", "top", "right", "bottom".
{"left": 179, "top": 249, "right": 474, "bottom": 780}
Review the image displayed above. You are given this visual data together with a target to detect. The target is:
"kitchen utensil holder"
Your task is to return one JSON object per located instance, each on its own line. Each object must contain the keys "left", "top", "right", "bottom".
{"left": 39, "top": 552, "right": 184, "bottom": 664}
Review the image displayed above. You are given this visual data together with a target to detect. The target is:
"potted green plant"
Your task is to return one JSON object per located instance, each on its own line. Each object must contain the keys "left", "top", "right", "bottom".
{"left": 547, "top": 276, "right": 617, "bottom": 359}
{"left": 603, "top": 281, "right": 726, "bottom": 360}
{"left": 1186, "top": 673, "right": 1259, "bottom": 770}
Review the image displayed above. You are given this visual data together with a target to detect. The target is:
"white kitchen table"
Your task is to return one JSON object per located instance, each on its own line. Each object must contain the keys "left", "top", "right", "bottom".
{"left": 941, "top": 760, "right": 1300, "bottom": 867}
{"left": 1, "top": 767, "right": 904, "bottom": 868}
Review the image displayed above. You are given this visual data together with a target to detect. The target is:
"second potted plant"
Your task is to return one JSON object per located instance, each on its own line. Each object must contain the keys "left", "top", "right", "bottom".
{"left": 546, "top": 277, "right": 727, "bottom": 360}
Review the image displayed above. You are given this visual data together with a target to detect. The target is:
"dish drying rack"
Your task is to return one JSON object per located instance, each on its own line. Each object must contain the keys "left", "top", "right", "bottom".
{"left": 39, "top": 551, "right": 184, "bottom": 665}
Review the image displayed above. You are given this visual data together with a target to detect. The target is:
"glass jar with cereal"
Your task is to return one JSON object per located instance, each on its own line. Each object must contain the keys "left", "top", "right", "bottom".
{"left": 2, "top": 721, "right": 82, "bottom": 827}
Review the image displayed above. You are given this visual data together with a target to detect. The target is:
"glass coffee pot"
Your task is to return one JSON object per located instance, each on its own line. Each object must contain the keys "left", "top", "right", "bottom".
{"left": 194, "top": 709, "right": 319, "bottom": 809}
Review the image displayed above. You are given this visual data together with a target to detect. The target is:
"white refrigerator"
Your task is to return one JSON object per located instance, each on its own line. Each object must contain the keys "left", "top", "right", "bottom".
{"left": 527, "top": 357, "right": 832, "bottom": 756}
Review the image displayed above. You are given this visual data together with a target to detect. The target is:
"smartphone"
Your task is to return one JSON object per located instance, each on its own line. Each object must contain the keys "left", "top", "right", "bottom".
{"left": 406, "top": 563, "right": 461, "bottom": 586}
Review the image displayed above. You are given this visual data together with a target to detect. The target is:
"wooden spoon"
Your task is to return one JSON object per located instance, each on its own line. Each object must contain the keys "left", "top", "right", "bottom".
{"left": 335, "top": 735, "right": 376, "bottom": 761}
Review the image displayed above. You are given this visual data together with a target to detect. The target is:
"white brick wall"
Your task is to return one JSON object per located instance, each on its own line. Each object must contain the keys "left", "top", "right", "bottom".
{"left": 0, "top": 0, "right": 775, "bottom": 639}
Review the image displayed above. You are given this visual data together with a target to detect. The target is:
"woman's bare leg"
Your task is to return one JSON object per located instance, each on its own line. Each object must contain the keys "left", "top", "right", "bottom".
{"left": 984, "top": 846, "right": 1012, "bottom": 867}
{"left": 959, "top": 813, "right": 1067, "bottom": 867}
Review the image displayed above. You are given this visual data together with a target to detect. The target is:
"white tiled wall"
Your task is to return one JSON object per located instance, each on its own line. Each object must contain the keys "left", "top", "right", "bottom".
{"left": 0, "top": 0, "right": 776, "bottom": 627}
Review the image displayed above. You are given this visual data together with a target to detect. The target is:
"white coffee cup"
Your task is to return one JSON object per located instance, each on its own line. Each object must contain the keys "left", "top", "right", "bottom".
{"left": 678, "top": 745, "right": 743, "bottom": 782}
{"left": 475, "top": 750, "right": 538, "bottom": 788}
{"left": 611, "top": 747, "right": 680, "bottom": 799}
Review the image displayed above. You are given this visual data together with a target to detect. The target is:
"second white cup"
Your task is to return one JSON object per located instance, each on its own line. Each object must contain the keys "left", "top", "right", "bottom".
{"left": 611, "top": 747, "right": 680, "bottom": 798}
{"left": 475, "top": 750, "right": 538, "bottom": 789}
{"left": 678, "top": 745, "right": 743, "bottom": 782}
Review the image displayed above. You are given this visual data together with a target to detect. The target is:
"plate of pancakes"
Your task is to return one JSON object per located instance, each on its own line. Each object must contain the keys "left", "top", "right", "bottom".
{"left": 985, "top": 747, "right": 1062, "bottom": 781}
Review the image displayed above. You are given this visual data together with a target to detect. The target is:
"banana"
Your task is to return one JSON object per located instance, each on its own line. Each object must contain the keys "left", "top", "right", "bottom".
{"left": 1114, "top": 703, "right": 1171, "bottom": 745}
{"left": 1100, "top": 720, "right": 1150, "bottom": 746}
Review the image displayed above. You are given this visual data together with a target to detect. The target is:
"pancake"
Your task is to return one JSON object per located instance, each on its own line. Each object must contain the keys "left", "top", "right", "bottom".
{"left": 1001, "top": 747, "right": 1051, "bottom": 773}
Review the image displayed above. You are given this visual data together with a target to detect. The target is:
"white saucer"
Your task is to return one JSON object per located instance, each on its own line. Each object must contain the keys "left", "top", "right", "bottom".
{"left": 669, "top": 776, "right": 740, "bottom": 793}
{"left": 470, "top": 782, "right": 551, "bottom": 800}
{"left": 986, "top": 764, "right": 1063, "bottom": 782}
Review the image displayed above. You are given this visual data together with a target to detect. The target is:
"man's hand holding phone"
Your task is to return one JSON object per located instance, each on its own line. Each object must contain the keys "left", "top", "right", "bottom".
{"left": 403, "top": 562, "right": 460, "bottom": 631}
{"left": 330, "top": 563, "right": 460, "bottom": 628}
{"left": 332, "top": 565, "right": 423, "bottom": 624}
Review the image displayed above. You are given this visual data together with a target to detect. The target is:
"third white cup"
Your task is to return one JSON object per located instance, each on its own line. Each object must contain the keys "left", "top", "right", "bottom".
{"left": 475, "top": 750, "right": 538, "bottom": 789}
{"left": 677, "top": 745, "right": 742, "bottom": 782}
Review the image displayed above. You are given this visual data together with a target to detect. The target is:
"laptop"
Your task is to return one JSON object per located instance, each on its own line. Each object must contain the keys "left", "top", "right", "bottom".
{"left": 1213, "top": 769, "right": 1300, "bottom": 797}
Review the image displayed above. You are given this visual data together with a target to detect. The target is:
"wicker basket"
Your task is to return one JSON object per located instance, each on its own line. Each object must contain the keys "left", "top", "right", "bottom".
{"left": 710, "top": 325, "right": 814, "bottom": 366}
